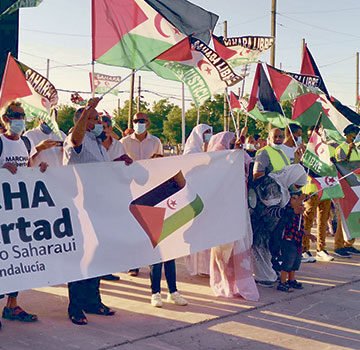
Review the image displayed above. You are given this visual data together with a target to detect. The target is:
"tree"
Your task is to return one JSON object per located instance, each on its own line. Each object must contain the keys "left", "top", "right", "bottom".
{"left": 57, "top": 104, "right": 76, "bottom": 134}
{"left": 148, "top": 99, "right": 175, "bottom": 140}
{"left": 163, "top": 106, "right": 182, "bottom": 144}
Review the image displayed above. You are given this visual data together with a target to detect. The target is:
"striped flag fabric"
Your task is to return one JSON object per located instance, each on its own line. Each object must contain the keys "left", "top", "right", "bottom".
{"left": 335, "top": 161, "right": 360, "bottom": 239}
{"left": 130, "top": 171, "right": 204, "bottom": 248}
{"left": 92, "top": 0, "right": 218, "bottom": 69}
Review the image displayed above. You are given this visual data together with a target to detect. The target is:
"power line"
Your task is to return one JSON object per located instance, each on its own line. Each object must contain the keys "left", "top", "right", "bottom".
{"left": 280, "top": 7, "right": 360, "bottom": 15}
{"left": 278, "top": 13, "right": 360, "bottom": 39}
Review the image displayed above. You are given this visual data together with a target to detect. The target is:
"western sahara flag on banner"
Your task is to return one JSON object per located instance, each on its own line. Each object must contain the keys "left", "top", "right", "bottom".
{"left": 335, "top": 161, "right": 360, "bottom": 239}
{"left": 0, "top": 0, "right": 43, "bottom": 17}
{"left": 150, "top": 37, "right": 243, "bottom": 106}
{"left": 92, "top": 0, "right": 218, "bottom": 69}
{"left": 302, "top": 131, "right": 343, "bottom": 200}
{"left": 0, "top": 54, "right": 60, "bottom": 136}
{"left": 130, "top": 171, "right": 204, "bottom": 248}
{"left": 212, "top": 35, "right": 273, "bottom": 68}
{"left": 89, "top": 72, "right": 121, "bottom": 96}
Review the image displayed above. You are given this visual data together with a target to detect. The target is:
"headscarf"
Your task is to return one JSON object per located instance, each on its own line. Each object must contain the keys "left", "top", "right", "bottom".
{"left": 183, "top": 124, "right": 212, "bottom": 155}
{"left": 269, "top": 164, "right": 307, "bottom": 207}
{"left": 207, "top": 131, "right": 235, "bottom": 152}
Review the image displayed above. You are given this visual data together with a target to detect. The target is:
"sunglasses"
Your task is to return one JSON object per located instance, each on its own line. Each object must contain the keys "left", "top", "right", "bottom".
{"left": 133, "top": 119, "right": 147, "bottom": 124}
{"left": 6, "top": 111, "right": 25, "bottom": 119}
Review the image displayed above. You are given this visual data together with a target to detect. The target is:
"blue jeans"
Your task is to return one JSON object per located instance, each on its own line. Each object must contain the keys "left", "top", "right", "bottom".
{"left": 150, "top": 260, "right": 177, "bottom": 294}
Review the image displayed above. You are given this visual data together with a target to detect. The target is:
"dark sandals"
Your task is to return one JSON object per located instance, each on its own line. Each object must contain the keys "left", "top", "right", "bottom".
{"left": 68, "top": 309, "right": 88, "bottom": 326}
{"left": 84, "top": 303, "right": 115, "bottom": 316}
{"left": 2, "top": 306, "right": 38, "bottom": 322}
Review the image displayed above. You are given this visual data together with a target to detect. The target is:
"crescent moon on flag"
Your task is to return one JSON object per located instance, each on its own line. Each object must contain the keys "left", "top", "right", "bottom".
{"left": 167, "top": 198, "right": 177, "bottom": 210}
{"left": 197, "top": 59, "right": 210, "bottom": 71}
{"left": 154, "top": 14, "right": 170, "bottom": 38}
{"left": 314, "top": 142, "right": 324, "bottom": 156}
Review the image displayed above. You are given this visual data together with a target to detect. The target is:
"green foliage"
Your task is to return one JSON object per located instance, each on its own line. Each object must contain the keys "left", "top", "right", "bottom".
{"left": 57, "top": 104, "right": 76, "bottom": 134}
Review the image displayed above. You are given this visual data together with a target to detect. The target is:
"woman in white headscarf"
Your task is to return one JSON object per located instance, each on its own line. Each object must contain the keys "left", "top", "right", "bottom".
{"left": 183, "top": 123, "right": 213, "bottom": 276}
{"left": 183, "top": 124, "right": 212, "bottom": 155}
{"left": 208, "top": 132, "right": 259, "bottom": 301}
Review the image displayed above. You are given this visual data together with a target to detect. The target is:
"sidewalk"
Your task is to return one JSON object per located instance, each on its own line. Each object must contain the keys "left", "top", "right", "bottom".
{"left": 1, "top": 238, "right": 359, "bottom": 350}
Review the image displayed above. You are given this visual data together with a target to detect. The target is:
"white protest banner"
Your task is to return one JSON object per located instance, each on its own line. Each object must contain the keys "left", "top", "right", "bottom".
{"left": 0, "top": 150, "right": 247, "bottom": 294}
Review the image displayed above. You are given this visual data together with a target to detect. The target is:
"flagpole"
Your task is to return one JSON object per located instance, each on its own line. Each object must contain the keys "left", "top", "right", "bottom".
{"left": 225, "top": 93, "right": 239, "bottom": 137}
{"left": 181, "top": 82, "right": 186, "bottom": 150}
{"left": 91, "top": 61, "right": 95, "bottom": 98}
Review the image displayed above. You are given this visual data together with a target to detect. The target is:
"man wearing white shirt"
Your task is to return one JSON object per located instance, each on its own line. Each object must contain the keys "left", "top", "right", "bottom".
{"left": 120, "top": 113, "right": 163, "bottom": 161}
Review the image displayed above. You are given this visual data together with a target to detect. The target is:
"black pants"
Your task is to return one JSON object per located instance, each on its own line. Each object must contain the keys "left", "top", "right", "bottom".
{"left": 68, "top": 277, "right": 101, "bottom": 314}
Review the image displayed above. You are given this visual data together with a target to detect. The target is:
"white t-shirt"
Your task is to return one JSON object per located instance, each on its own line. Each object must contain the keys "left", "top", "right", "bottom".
{"left": 280, "top": 144, "right": 296, "bottom": 163}
{"left": 0, "top": 135, "right": 35, "bottom": 168}
{"left": 106, "top": 138, "right": 125, "bottom": 161}
{"left": 120, "top": 133, "right": 163, "bottom": 161}
{"left": 24, "top": 127, "right": 66, "bottom": 167}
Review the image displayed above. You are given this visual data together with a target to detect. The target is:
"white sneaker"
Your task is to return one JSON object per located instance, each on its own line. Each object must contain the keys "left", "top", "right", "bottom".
{"left": 316, "top": 250, "right": 334, "bottom": 262}
{"left": 167, "top": 291, "right": 188, "bottom": 306}
{"left": 151, "top": 293, "right": 163, "bottom": 307}
{"left": 302, "top": 251, "right": 316, "bottom": 263}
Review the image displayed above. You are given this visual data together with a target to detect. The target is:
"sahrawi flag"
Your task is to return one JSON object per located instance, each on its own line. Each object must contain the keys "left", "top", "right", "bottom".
{"left": 302, "top": 130, "right": 343, "bottom": 200}
{"left": 92, "top": 0, "right": 218, "bottom": 69}
{"left": 335, "top": 161, "right": 360, "bottom": 239}
{"left": 247, "top": 63, "right": 287, "bottom": 128}
{"left": 0, "top": 0, "right": 43, "bottom": 17}
{"left": 150, "top": 37, "right": 243, "bottom": 106}
{"left": 0, "top": 54, "right": 60, "bottom": 136}
{"left": 129, "top": 171, "right": 204, "bottom": 248}
{"left": 89, "top": 72, "right": 121, "bottom": 96}
{"left": 212, "top": 35, "right": 274, "bottom": 68}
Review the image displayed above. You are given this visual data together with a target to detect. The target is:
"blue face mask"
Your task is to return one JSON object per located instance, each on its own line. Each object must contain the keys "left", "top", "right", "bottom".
{"left": 134, "top": 123, "right": 146, "bottom": 135}
{"left": 10, "top": 120, "right": 25, "bottom": 135}
{"left": 40, "top": 123, "right": 52, "bottom": 135}
{"left": 91, "top": 123, "right": 104, "bottom": 137}
{"left": 204, "top": 133, "right": 212, "bottom": 143}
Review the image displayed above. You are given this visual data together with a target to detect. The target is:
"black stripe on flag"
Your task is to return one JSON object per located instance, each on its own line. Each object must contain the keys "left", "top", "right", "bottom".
{"left": 130, "top": 171, "right": 186, "bottom": 206}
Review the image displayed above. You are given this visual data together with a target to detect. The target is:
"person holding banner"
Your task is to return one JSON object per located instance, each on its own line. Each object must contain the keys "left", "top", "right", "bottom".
{"left": 121, "top": 112, "right": 187, "bottom": 307}
{"left": 63, "top": 98, "right": 116, "bottom": 325}
{"left": 334, "top": 124, "right": 360, "bottom": 258}
{"left": 0, "top": 101, "right": 49, "bottom": 325}
{"left": 208, "top": 132, "right": 259, "bottom": 301}
{"left": 121, "top": 112, "right": 163, "bottom": 277}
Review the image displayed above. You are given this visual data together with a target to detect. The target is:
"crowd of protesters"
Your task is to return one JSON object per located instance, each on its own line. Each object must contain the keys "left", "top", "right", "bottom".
{"left": 0, "top": 98, "right": 359, "bottom": 329}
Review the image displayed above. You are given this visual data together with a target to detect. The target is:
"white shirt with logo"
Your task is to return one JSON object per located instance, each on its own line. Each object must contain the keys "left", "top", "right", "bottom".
{"left": 0, "top": 135, "right": 35, "bottom": 168}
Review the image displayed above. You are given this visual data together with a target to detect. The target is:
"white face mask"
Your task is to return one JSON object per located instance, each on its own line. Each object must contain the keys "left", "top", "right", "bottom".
{"left": 245, "top": 143, "right": 256, "bottom": 151}
{"left": 355, "top": 132, "right": 360, "bottom": 143}
{"left": 91, "top": 123, "right": 104, "bottom": 137}
{"left": 295, "top": 136, "right": 303, "bottom": 146}
{"left": 269, "top": 142, "right": 282, "bottom": 150}
{"left": 134, "top": 123, "right": 146, "bottom": 135}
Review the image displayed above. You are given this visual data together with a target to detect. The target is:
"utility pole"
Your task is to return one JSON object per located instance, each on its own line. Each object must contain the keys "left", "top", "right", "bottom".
{"left": 128, "top": 69, "right": 135, "bottom": 128}
{"left": 302, "top": 38, "right": 306, "bottom": 64}
{"left": 46, "top": 58, "right": 50, "bottom": 79}
{"left": 137, "top": 75, "right": 141, "bottom": 113}
{"left": 117, "top": 98, "right": 121, "bottom": 118}
{"left": 356, "top": 52, "right": 359, "bottom": 113}
{"left": 270, "top": 0, "right": 277, "bottom": 67}
{"left": 223, "top": 20, "right": 228, "bottom": 131}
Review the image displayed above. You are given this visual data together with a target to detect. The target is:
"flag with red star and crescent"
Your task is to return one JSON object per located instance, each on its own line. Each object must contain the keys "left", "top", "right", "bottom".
{"left": 92, "top": 0, "right": 218, "bottom": 69}
{"left": 149, "top": 37, "right": 243, "bottom": 106}
{"left": 335, "top": 161, "right": 360, "bottom": 239}
{"left": 302, "top": 130, "right": 343, "bottom": 200}
{"left": 129, "top": 171, "right": 204, "bottom": 248}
